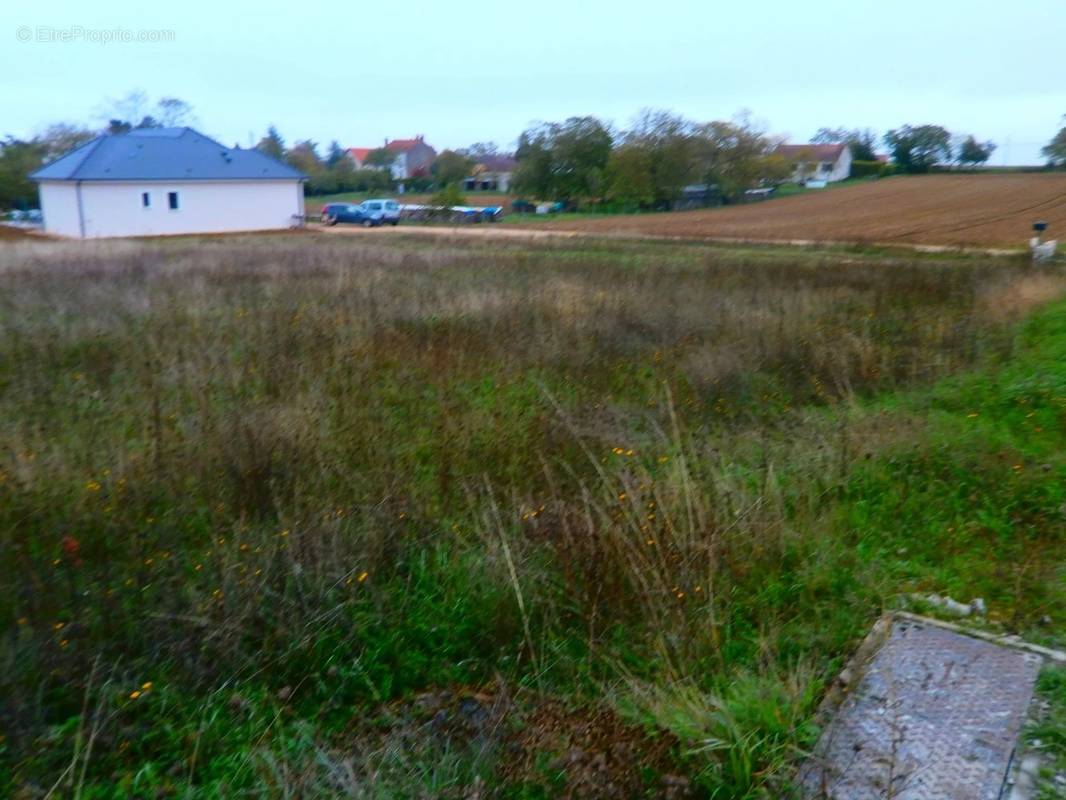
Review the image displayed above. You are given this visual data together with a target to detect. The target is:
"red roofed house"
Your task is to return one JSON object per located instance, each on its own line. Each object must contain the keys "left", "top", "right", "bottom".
{"left": 346, "top": 147, "right": 373, "bottom": 168}
{"left": 775, "top": 143, "right": 852, "bottom": 185}
{"left": 384, "top": 136, "right": 437, "bottom": 180}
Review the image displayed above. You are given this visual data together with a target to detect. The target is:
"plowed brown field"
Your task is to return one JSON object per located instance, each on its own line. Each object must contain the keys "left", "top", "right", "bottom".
{"left": 529, "top": 174, "right": 1066, "bottom": 248}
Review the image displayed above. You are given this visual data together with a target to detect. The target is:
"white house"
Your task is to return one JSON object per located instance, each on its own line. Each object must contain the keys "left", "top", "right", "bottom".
{"left": 775, "top": 143, "right": 852, "bottom": 185}
{"left": 383, "top": 136, "right": 437, "bottom": 180}
{"left": 31, "top": 127, "right": 305, "bottom": 239}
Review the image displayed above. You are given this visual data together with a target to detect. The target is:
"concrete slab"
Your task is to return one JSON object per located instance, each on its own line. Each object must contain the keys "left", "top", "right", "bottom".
{"left": 799, "top": 616, "right": 1043, "bottom": 799}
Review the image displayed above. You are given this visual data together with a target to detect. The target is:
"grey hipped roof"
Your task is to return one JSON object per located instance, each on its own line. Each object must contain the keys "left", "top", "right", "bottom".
{"left": 31, "top": 127, "right": 305, "bottom": 182}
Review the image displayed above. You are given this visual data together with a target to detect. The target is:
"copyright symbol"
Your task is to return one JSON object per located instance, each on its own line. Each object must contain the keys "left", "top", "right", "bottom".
{"left": 16, "top": 26, "right": 32, "bottom": 42}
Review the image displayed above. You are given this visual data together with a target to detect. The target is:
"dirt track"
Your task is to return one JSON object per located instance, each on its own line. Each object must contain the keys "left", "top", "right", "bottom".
{"left": 316, "top": 218, "right": 1022, "bottom": 255}
{"left": 522, "top": 174, "right": 1066, "bottom": 248}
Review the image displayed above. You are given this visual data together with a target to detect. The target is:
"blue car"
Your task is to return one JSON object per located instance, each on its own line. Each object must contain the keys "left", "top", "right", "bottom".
{"left": 320, "top": 202, "right": 378, "bottom": 227}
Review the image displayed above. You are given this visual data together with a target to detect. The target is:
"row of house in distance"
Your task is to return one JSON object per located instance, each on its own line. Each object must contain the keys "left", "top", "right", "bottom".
{"left": 346, "top": 136, "right": 517, "bottom": 191}
{"left": 344, "top": 137, "right": 855, "bottom": 191}
{"left": 29, "top": 126, "right": 861, "bottom": 239}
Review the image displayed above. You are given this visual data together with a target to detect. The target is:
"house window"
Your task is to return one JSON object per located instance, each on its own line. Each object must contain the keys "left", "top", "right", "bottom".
{"left": 141, "top": 192, "right": 150, "bottom": 208}
{"left": 168, "top": 191, "right": 180, "bottom": 210}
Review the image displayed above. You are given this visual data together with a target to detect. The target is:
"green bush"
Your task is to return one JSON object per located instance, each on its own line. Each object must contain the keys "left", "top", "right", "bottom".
{"left": 849, "top": 159, "right": 883, "bottom": 179}
{"left": 430, "top": 183, "right": 466, "bottom": 207}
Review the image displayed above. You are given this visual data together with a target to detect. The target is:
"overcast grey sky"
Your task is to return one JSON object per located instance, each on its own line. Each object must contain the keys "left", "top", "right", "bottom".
{"left": 3, "top": 0, "right": 1064, "bottom": 164}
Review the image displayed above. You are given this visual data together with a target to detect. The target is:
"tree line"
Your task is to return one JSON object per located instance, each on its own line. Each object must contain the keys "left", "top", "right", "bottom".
{"left": 509, "top": 115, "right": 1018, "bottom": 210}
{"left": 511, "top": 111, "right": 793, "bottom": 210}
{"left": 0, "top": 91, "right": 195, "bottom": 209}
{"left": 4, "top": 91, "right": 1066, "bottom": 210}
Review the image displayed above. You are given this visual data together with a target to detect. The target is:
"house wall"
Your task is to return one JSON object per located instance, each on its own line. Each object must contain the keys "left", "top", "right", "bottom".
{"left": 38, "top": 182, "right": 83, "bottom": 237}
{"left": 391, "top": 143, "right": 436, "bottom": 178}
{"left": 463, "top": 171, "right": 512, "bottom": 192}
{"left": 828, "top": 148, "right": 853, "bottom": 182}
{"left": 786, "top": 147, "right": 852, "bottom": 184}
{"left": 59, "top": 180, "right": 302, "bottom": 238}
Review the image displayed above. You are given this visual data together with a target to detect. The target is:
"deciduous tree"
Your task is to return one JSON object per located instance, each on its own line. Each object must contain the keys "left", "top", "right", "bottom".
{"left": 512, "top": 117, "right": 613, "bottom": 204}
{"left": 0, "top": 138, "right": 46, "bottom": 209}
{"left": 432, "top": 150, "right": 474, "bottom": 187}
{"left": 884, "top": 125, "right": 952, "bottom": 173}
{"left": 363, "top": 148, "right": 396, "bottom": 169}
{"left": 956, "top": 135, "right": 996, "bottom": 167}
{"left": 1042, "top": 120, "right": 1066, "bottom": 167}
{"left": 155, "top": 97, "right": 196, "bottom": 128}
{"left": 813, "top": 127, "right": 878, "bottom": 161}
{"left": 605, "top": 145, "right": 655, "bottom": 207}
{"left": 461, "top": 142, "right": 499, "bottom": 160}
{"left": 37, "top": 124, "right": 96, "bottom": 160}
{"left": 622, "top": 109, "right": 697, "bottom": 205}
{"left": 286, "top": 140, "right": 323, "bottom": 176}
{"left": 693, "top": 115, "right": 788, "bottom": 199}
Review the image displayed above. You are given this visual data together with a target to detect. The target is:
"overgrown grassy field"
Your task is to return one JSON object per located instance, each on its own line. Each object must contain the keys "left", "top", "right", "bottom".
{"left": 2, "top": 234, "right": 1064, "bottom": 797}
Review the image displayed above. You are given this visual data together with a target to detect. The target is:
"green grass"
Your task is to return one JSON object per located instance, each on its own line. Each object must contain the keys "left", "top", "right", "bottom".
{"left": 0, "top": 234, "right": 1063, "bottom": 796}
{"left": 1029, "top": 667, "right": 1066, "bottom": 799}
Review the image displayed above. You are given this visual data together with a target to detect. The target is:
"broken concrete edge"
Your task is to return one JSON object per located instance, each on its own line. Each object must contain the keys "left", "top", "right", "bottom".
{"left": 892, "top": 611, "right": 1066, "bottom": 665}
{"left": 807, "top": 613, "right": 895, "bottom": 732}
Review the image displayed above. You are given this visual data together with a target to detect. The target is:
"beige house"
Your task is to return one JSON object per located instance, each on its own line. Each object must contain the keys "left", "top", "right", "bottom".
{"left": 463, "top": 155, "right": 517, "bottom": 192}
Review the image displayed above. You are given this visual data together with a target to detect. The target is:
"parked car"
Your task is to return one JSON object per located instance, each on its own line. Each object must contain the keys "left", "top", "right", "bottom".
{"left": 361, "top": 199, "right": 400, "bottom": 226}
{"left": 320, "top": 203, "right": 378, "bottom": 227}
{"left": 320, "top": 200, "right": 400, "bottom": 227}
{"left": 4, "top": 209, "right": 42, "bottom": 224}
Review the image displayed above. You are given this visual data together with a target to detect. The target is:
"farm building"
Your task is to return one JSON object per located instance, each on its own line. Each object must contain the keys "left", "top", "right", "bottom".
{"left": 775, "top": 143, "right": 852, "bottom": 185}
{"left": 30, "top": 127, "right": 305, "bottom": 239}
{"left": 463, "top": 155, "right": 517, "bottom": 192}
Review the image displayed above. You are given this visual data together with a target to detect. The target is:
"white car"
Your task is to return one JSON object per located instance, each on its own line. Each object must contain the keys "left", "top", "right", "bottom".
{"left": 360, "top": 199, "right": 400, "bottom": 226}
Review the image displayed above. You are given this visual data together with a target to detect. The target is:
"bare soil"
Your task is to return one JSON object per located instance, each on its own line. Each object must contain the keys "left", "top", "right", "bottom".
{"left": 522, "top": 174, "right": 1066, "bottom": 248}
{"left": 0, "top": 225, "right": 43, "bottom": 242}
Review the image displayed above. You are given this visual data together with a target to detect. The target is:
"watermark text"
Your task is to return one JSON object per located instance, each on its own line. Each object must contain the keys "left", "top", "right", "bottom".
{"left": 16, "top": 25, "right": 176, "bottom": 44}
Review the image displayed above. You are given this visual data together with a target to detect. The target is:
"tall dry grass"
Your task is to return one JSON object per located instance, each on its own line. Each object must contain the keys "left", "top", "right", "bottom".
{"left": 0, "top": 234, "right": 1056, "bottom": 792}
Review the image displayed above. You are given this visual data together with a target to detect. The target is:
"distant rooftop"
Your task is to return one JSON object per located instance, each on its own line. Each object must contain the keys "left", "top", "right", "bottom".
{"left": 473, "top": 154, "right": 517, "bottom": 173}
{"left": 31, "top": 127, "right": 305, "bottom": 182}
{"left": 385, "top": 136, "right": 430, "bottom": 153}
{"left": 775, "top": 143, "right": 849, "bottom": 161}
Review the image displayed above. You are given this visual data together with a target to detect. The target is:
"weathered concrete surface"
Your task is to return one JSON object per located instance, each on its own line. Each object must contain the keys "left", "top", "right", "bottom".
{"left": 799, "top": 617, "right": 1043, "bottom": 800}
